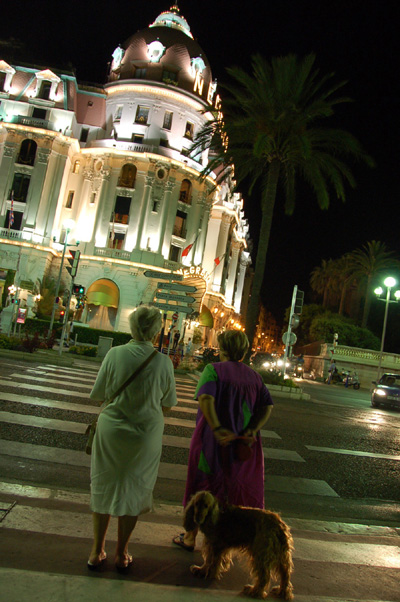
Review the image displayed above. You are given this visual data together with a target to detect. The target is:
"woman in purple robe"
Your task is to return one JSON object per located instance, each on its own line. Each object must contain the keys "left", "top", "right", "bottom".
{"left": 173, "top": 330, "right": 273, "bottom": 551}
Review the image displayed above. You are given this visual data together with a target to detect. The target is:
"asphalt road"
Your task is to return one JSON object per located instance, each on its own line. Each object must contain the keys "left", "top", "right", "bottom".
{"left": 0, "top": 357, "right": 399, "bottom": 527}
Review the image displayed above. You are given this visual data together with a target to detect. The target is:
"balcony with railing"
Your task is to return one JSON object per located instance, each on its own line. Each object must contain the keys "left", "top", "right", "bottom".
{"left": 10, "top": 115, "right": 55, "bottom": 131}
{"left": 0, "top": 227, "right": 51, "bottom": 246}
{"left": 94, "top": 247, "right": 131, "bottom": 261}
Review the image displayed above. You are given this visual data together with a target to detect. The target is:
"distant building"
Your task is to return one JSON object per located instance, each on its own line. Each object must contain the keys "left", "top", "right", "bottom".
{"left": 0, "top": 5, "right": 251, "bottom": 342}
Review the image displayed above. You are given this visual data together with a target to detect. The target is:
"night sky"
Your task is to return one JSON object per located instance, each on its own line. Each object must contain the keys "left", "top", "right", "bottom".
{"left": 1, "top": 0, "right": 399, "bottom": 322}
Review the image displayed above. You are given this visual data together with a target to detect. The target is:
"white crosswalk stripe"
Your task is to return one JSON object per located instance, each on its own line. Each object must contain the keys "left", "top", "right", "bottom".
{"left": 0, "top": 362, "right": 398, "bottom": 602}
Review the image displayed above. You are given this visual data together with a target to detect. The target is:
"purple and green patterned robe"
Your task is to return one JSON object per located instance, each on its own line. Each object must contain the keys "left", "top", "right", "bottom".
{"left": 183, "top": 361, "right": 273, "bottom": 509}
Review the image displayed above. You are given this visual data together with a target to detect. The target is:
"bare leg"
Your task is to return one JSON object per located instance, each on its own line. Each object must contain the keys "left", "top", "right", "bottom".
{"left": 116, "top": 515, "right": 138, "bottom": 567}
{"left": 89, "top": 512, "right": 110, "bottom": 564}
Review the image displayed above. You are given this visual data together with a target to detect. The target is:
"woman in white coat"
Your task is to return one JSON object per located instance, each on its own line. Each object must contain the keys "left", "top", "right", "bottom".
{"left": 87, "top": 305, "right": 177, "bottom": 571}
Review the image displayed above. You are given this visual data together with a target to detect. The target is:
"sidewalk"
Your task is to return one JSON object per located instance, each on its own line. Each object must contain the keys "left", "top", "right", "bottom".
{"left": 0, "top": 483, "right": 399, "bottom": 602}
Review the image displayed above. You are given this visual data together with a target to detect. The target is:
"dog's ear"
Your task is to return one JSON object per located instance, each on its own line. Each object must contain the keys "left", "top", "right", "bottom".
{"left": 183, "top": 496, "right": 197, "bottom": 532}
{"left": 194, "top": 492, "right": 218, "bottom": 527}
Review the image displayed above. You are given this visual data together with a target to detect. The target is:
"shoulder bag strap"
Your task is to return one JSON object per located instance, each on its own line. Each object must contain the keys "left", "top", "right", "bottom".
{"left": 102, "top": 349, "right": 158, "bottom": 410}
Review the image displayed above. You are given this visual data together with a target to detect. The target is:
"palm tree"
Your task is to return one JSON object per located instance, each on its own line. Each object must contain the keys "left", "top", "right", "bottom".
{"left": 347, "top": 241, "right": 399, "bottom": 327}
{"left": 194, "top": 54, "right": 374, "bottom": 353}
{"left": 310, "top": 259, "right": 336, "bottom": 307}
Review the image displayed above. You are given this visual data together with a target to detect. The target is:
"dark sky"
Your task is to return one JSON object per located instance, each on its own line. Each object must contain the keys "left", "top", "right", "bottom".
{"left": 2, "top": 0, "right": 399, "bottom": 321}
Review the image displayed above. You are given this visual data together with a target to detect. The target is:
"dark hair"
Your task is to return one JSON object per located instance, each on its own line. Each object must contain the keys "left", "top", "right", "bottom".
{"left": 217, "top": 330, "right": 249, "bottom": 361}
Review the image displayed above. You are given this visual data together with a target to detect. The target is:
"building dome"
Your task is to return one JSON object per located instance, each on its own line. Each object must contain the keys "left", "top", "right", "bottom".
{"left": 108, "top": 4, "right": 213, "bottom": 104}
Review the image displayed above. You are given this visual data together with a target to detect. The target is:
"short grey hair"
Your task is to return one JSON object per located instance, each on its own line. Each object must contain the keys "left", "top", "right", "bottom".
{"left": 217, "top": 330, "right": 249, "bottom": 361}
{"left": 129, "top": 305, "right": 162, "bottom": 341}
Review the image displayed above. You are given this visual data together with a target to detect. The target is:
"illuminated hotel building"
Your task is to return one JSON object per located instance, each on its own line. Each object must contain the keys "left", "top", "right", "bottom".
{"left": 0, "top": 5, "right": 251, "bottom": 340}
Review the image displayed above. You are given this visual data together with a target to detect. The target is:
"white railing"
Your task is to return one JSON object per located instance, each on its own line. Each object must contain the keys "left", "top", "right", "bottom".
{"left": 94, "top": 247, "right": 131, "bottom": 260}
{"left": 0, "top": 228, "right": 51, "bottom": 246}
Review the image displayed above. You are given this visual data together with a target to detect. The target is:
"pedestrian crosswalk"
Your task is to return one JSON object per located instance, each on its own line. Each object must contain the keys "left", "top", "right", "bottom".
{"left": 0, "top": 362, "right": 335, "bottom": 494}
{"left": 0, "top": 361, "right": 399, "bottom": 602}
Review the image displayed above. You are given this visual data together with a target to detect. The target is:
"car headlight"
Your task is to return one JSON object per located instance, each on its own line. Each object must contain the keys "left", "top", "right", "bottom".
{"left": 375, "top": 389, "right": 387, "bottom": 397}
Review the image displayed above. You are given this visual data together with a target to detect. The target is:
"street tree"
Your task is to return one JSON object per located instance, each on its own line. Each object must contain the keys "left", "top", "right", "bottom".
{"left": 193, "top": 54, "right": 374, "bottom": 355}
{"left": 347, "top": 240, "right": 399, "bottom": 328}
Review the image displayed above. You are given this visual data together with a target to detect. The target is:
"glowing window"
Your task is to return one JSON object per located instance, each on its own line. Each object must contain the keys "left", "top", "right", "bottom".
{"left": 135, "top": 106, "right": 149, "bottom": 124}
{"left": 66, "top": 191, "right": 74, "bottom": 209}
{"left": 118, "top": 164, "right": 136, "bottom": 188}
{"left": 163, "top": 111, "right": 173, "bottom": 130}
{"left": 16, "top": 139, "right": 37, "bottom": 166}
{"left": 184, "top": 122, "right": 194, "bottom": 140}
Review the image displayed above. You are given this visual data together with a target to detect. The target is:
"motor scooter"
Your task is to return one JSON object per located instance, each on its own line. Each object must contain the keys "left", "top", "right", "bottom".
{"left": 343, "top": 371, "right": 360, "bottom": 389}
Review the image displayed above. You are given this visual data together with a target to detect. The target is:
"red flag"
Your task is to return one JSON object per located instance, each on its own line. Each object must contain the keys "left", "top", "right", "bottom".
{"left": 181, "top": 243, "right": 193, "bottom": 257}
{"left": 214, "top": 254, "right": 223, "bottom": 266}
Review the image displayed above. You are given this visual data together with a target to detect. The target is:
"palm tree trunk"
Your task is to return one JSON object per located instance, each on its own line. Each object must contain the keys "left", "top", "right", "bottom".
{"left": 361, "top": 275, "right": 372, "bottom": 328}
{"left": 245, "top": 160, "right": 280, "bottom": 357}
{"left": 338, "top": 283, "right": 347, "bottom": 314}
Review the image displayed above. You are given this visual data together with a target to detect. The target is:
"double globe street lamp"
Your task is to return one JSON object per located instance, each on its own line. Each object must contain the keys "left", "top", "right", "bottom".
{"left": 374, "top": 276, "right": 400, "bottom": 380}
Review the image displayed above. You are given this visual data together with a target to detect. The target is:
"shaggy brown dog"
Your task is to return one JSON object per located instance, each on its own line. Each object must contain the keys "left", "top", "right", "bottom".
{"left": 184, "top": 491, "right": 294, "bottom": 600}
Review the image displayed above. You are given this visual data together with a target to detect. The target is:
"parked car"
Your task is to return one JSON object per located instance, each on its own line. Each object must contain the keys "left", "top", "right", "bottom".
{"left": 371, "top": 373, "right": 400, "bottom": 409}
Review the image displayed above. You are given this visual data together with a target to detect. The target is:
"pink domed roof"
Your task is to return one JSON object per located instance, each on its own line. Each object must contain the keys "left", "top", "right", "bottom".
{"left": 108, "top": 5, "right": 213, "bottom": 103}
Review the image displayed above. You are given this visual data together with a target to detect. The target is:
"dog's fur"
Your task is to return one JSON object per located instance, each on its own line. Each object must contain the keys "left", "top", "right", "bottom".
{"left": 184, "top": 491, "right": 294, "bottom": 600}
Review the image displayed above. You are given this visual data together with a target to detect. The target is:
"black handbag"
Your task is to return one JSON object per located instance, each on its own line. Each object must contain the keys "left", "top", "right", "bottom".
{"left": 85, "top": 349, "right": 157, "bottom": 455}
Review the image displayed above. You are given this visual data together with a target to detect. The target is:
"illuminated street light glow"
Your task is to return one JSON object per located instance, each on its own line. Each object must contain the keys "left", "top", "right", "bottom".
{"left": 384, "top": 276, "right": 396, "bottom": 288}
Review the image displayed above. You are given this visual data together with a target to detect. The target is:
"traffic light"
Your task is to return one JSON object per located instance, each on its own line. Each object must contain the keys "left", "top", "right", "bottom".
{"left": 59, "top": 309, "right": 65, "bottom": 322}
{"left": 73, "top": 284, "right": 85, "bottom": 295}
{"left": 294, "top": 289, "right": 304, "bottom": 314}
{"left": 66, "top": 250, "right": 81, "bottom": 278}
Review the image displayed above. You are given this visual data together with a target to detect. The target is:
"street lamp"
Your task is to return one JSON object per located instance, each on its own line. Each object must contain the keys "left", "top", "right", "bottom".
{"left": 374, "top": 276, "right": 400, "bottom": 381}
{"left": 47, "top": 219, "right": 76, "bottom": 337}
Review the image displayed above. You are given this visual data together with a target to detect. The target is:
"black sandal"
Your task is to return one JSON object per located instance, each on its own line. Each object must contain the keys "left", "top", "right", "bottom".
{"left": 172, "top": 533, "right": 194, "bottom": 551}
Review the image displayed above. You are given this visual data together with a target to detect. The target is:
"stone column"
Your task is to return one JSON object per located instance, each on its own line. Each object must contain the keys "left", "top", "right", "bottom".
{"left": 135, "top": 175, "right": 154, "bottom": 250}
{"left": 91, "top": 168, "right": 112, "bottom": 247}
{"left": 0, "top": 142, "right": 17, "bottom": 217}
{"left": 212, "top": 214, "right": 231, "bottom": 293}
{"left": 42, "top": 151, "right": 68, "bottom": 240}
{"left": 233, "top": 252, "right": 250, "bottom": 313}
{"left": 157, "top": 180, "right": 175, "bottom": 254}
{"left": 24, "top": 147, "right": 51, "bottom": 228}
{"left": 225, "top": 241, "right": 241, "bottom": 305}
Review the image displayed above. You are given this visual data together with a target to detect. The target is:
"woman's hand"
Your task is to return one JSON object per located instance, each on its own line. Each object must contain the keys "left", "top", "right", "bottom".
{"left": 213, "top": 428, "right": 236, "bottom": 446}
{"left": 243, "top": 428, "right": 257, "bottom": 439}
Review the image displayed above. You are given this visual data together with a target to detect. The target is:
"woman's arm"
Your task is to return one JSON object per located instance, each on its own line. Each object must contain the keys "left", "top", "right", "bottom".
{"left": 198, "top": 393, "right": 235, "bottom": 446}
{"left": 244, "top": 405, "right": 273, "bottom": 437}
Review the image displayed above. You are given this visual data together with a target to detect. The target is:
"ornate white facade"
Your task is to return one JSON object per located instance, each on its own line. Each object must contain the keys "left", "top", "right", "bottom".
{"left": 0, "top": 5, "right": 251, "bottom": 341}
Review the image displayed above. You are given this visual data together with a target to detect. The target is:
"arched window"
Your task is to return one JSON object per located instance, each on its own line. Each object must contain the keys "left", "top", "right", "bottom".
{"left": 72, "top": 160, "right": 80, "bottom": 174}
{"left": 16, "top": 139, "right": 37, "bottom": 166}
{"left": 179, "top": 179, "right": 192, "bottom": 204}
{"left": 118, "top": 163, "right": 137, "bottom": 188}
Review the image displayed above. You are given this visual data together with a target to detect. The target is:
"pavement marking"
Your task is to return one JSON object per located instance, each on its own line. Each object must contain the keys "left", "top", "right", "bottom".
{"left": 0, "top": 379, "right": 89, "bottom": 398}
{"left": 26, "top": 369, "right": 96, "bottom": 383}
{"left": 1, "top": 505, "right": 398, "bottom": 568}
{"left": 263, "top": 448, "right": 305, "bottom": 462}
{"left": 37, "top": 364, "right": 99, "bottom": 375}
{"left": 0, "top": 391, "right": 98, "bottom": 413}
{"left": 9, "top": 373, "right": 94, "bottom": 389}
{"left": 306, "top": 445, "right": 400, "bottom": 461}
{"left": 0, "top": 411, "right": 282, "bottom": 445}
{"left": 265, "top": 474, "right": 339, "bottom": 497}
{"left": 1, "top": 481, "right": 397, "bottom": 538}
{"left": 1, "top": 570, "right": 398, "bottom": 602}
{"left": 0, "top": 440, "right": 336, "bottom": 495}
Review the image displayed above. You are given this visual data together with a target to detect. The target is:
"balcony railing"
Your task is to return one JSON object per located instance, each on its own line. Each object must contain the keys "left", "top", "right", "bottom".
{"left": 94, "top": 247, "right": 130, "bottom": 260}
{"left": 10, "top": 115, "right": 54, "bottom": 131}
{"left": 0, "top": 228, "right": 50, "bottom": 245}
